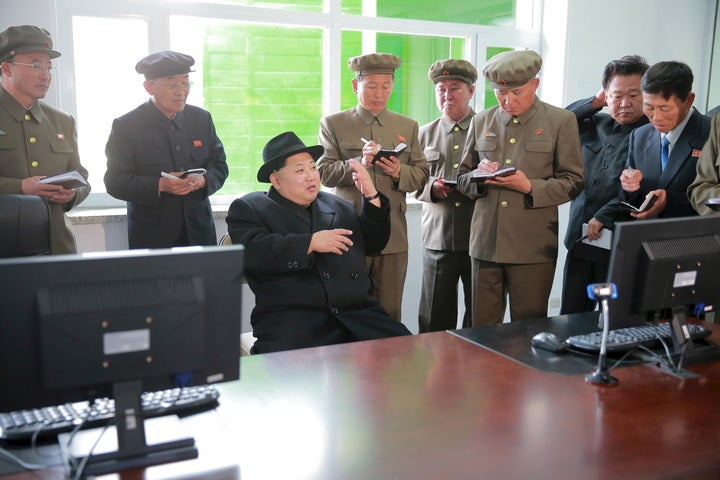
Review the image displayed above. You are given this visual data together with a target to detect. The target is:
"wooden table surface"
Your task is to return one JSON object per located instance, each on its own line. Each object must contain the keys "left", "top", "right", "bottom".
{"left": 3, "top": 325, "right": 720, "bottom": 480}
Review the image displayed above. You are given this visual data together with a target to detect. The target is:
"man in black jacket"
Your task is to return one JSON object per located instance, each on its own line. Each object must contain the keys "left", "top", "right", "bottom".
{"left": 227, "top": 131, "right": 410, "bottom": 353}
{"left": 561, "top": 55, "right": 650, "bottom": 314}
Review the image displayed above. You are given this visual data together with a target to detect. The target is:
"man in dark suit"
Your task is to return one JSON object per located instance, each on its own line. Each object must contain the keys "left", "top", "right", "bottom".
{"left": 619, "top": 61, "right": 710, "bottom": 220}
{"left": 560, "top": 55, "right": 649, "bottom": 314}
{"left": 226, "top": 131, "right": 410, "bottom": 354}
{"left": 105, "top": 51, "right": 228, "bottom": 248}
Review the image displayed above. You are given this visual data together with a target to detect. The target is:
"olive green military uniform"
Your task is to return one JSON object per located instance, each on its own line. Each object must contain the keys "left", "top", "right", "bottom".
{"left": 457, "top": 50, "right": 584, "bottom": 326}
{"left": 317, "top": 53, "right": 429, "bottom": 323}
{"left": 0, "top": 26, "right": 89, "bottom": 254}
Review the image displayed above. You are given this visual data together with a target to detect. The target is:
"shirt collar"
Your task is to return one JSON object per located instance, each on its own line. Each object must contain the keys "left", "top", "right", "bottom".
{"left": 663, "top": 107, "right": 695, "bottom": 145}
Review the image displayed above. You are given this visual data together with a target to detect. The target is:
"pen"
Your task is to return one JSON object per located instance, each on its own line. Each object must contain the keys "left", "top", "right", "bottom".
{"left": 575, "top": 235, "right": 589, "bottom": 244}
{"left": 361, "top": 137, "right": 371, "bottom": 145}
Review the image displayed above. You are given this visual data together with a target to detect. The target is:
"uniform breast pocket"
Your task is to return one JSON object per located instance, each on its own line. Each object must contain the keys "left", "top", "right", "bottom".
{"left": 191, "top": 145, "right": 210, "bottom": 163}
{"left": 0, "top": 135, "right": 17, "bottom": 150}
{"left": 524, "top": 141, "right": 554, "bottom": 153}
{"left": 424, "top": 147, "right": 440, "bottom": 162}
{"left": 49, "top": 138, "right": 74, "bottom": 154}
{"left": 475, "top": 140, "right": 498, "bottom": 153}
{"left": 340, "top": 139, "right": 363, "bottom": 157}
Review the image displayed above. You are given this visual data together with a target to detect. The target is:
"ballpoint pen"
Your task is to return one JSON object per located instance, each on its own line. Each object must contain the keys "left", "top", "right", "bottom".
{"left": 361, "top": 137, "right": 371, "bottom": 144}
{"left": 575, "top": 235, "right": 589, "bottom": 244}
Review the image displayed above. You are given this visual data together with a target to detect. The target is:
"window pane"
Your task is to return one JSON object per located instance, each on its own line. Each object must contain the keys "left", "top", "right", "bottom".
{"left": 171, "top": 17, "right": 323, "bottom": 196}
{"left": 340, "top": 32, "right": 467, "bottom": 128}
{"left": 343, "top": 0, "right": 515, "bottom": 25}
{"left": 217, "top": 0, "right": 322, "bottom": 12}
{"left": 72, "top": 16, "right": 149, "bottom": 193}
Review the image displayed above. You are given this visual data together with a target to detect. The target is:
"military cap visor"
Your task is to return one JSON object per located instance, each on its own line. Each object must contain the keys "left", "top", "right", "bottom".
{"left": 428, "top": 59, "right": 478, "bottom": 85}
{"left": 484, "top": 50, "right": 542, "bottom": 89}
{"left": 0, "top": 25, "right": 61, "bottom": 61}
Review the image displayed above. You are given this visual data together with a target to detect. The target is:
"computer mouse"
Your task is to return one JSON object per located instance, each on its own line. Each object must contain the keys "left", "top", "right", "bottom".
{"left": 531, "top": 331, "right": 568, "bottom": 353}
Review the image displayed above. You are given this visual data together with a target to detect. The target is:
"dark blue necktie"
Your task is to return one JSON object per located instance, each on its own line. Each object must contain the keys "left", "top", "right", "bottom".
{"left": 661, "top": 136, "right": 670, "bottom": 172}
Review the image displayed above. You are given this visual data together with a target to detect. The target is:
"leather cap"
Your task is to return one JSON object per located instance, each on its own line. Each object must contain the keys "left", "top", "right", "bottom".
{"left": 136, "top": 51, "right": 195, "bottom": 80}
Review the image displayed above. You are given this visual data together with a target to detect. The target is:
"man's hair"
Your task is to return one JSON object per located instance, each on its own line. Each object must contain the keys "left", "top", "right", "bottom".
{"left": 601, "top": 55, "right": 649, "bottom": 89}
{"left": 641, "top": 61, "right": 694, "bottom": 101}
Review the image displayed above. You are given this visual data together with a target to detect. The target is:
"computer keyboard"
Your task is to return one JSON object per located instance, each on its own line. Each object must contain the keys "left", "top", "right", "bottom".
{"left": 0, "top": 385, "right": 219, "bottom": 443}
{"left": 566, "top": 322, "right": 712, "bottom": 353}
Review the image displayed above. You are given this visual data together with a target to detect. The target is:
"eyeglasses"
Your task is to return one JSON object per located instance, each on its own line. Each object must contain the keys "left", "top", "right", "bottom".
{"left": 152, "top": 81, "right": 193, "bottom": 92}
{"left": 9, "top": 61, "right": 54, "bottom": 72}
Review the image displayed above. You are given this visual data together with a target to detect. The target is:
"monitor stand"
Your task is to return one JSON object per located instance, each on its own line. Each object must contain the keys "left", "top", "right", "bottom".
{"left": 65, "top": 380, "right": 198, "bottom": 477}
{"left": 658, "top": 308, "right": 701, "bottom": 379}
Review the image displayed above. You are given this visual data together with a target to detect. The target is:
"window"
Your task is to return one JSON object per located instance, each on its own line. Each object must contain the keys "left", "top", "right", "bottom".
{"left": 57, "top": 0, "right": 538, "bottom": 205}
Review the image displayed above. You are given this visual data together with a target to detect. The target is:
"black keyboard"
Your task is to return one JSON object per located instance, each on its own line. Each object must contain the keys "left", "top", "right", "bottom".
{"left": 566, "top": 322, "right": 712, "bottom": 353}
{"left": 0, "top": 385, "right": 219, "bottom": 442}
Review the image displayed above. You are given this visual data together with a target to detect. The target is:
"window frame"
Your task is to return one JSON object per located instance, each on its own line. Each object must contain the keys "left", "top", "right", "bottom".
{"left": 56, "top": 0, "right": 541, "bottom": 208}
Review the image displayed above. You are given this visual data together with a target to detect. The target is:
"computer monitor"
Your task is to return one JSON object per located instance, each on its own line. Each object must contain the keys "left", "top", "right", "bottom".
{"left": 0, "top": 245, "right": 244, "bottom": 475}
{"left": 605, "top": 216, "right": 720, "bottom": 330}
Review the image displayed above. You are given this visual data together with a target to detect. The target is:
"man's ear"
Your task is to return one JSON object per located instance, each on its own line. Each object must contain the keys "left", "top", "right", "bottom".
{"left": 143, "top": 80, "right": 154, "bottom": 96}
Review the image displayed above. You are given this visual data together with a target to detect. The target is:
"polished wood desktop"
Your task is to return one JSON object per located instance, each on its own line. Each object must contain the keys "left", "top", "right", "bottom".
{"left": 3, "top": 321, "right": 720, "bottom": 480}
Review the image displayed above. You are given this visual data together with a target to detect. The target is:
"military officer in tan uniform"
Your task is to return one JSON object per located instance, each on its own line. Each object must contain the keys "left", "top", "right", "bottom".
{"left": 415, "top": 59, "right": 477, "bottom": 332}
{"left": 0, "top": 25, "right": 90, "bottom": 254}
{"left": 457, "top": 50, "right": 584, "bottom": 326}
{"left": 317, "top": 53, "right": 428, "bottom": 323}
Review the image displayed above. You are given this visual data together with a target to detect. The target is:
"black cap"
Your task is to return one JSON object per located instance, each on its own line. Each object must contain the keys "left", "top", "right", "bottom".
{"left": 135, "top": 51, "right": 195, "bottom": 80}
{"left": 0, "top": 25, "right": 61, "bottom": 62}
{"left": 258, "top": 132, "right": 324, "bottom": 183}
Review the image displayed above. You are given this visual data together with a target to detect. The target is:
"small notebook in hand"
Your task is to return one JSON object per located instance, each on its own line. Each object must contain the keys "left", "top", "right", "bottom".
{"left": 39, "top": 170, "right": 88, "bottom": 189}
{"left": 706, "top": 198, "right": 720, "bottom": 212}
{"left": 372, "top": 143, "right": 407, "bottom": 164}
{"left": 620, "top": 192, "right": 657, "bottom": 212}
{"left": 161, "top": 168, "right": 207, "bottom": 180}
{"left": 470, "top": 167, "right": 516, "bottom": 182}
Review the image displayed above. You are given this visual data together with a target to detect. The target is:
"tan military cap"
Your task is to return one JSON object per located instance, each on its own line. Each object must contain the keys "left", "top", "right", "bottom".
{"left": 0, "top": 25, "right": 61, "bottom": 62}
{"left": 483, "top": 50, "right": 542, "bottom": 89}
{"left": 348, "top": 53, "right": 401, "bottom": 76}
{"left": 428, "top": 59, "right": 478, "bottom": 85}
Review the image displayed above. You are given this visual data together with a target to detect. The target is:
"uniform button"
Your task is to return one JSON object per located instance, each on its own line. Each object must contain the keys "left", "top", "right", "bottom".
{"left": 453, "top": 145, "right": 459, "bottom": 150}
{"left": 29, "top": 137, "right": 37, "bottom": 144}
{"left": 175, "top": 145, "right": 181, "bottom": 151}
{"left": 373, "top": 120, "right": 380, "bottom": 126}
{"left": 509, "top": 138, "right": 516, "bottom": 144}
{"left": 504, "top": 159, "right": 512, "bottom": 165}
{"left": 453, "top": 163, "right": 459, "bottom": 169}
{"left": 322, "top": 272, "right": 331, "bottom": 279}
{"left": 593, "top": 179, "right": 599, "bottom": 185}
{"left": 453, "top": 126, "right": 460, "bottom": 132}
{"left": 331, "top": 307, "right": 339, "bottom": 314}
{"left": 454, "top": 201, "right": 461, "bottom": 208}
{"left": 512, "top": 117, "right": 519, "bottom": 124}
{"left": 31, "top": 161, "right": 39, "bottom": 168}
{"left": 501, "top": 201, "right": 508, "bottom": 207}
{"left": 351, "top": 272, "right": 359, "bottom": 280}
{"left": 24, "top": 114, "right": 31, "bottom": 121}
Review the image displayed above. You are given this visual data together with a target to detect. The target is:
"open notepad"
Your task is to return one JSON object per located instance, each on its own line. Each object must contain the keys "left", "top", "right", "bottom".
{"left": 39, "top": 170, "right": 88, "bottom": 189}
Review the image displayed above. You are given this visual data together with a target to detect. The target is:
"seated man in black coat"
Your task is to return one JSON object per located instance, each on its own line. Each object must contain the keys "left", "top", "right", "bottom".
{"left": 226, "top": 131, "right": 411, "bottom": 353}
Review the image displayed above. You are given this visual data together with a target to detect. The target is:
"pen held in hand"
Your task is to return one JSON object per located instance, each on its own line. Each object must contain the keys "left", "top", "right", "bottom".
{"left": 575, "top": 235, "right": 589, "bottom": 244}
{"left": 361, "top": 137, "right": 371, "bottom": 145}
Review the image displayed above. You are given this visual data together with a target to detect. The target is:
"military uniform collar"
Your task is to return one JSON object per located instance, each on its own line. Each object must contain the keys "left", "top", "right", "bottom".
{"left": 0, "top": 86, "right": 42, "bottom": 123}
{"left": 440, "top": 108, "right": 475, "bottom": 133}
{"left": 356, "top": 104, "right": 387, "bottom": 125}
{"left": 498, "top": 96, "right": 539, "bottom": 125}
{"left": 147, "top": 98, "right": 185, "bottom": 127}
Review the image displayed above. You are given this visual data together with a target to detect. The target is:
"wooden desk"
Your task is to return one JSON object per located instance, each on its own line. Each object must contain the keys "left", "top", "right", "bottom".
{"left": 3, "top": 325, "right": 720, "bottom": 480}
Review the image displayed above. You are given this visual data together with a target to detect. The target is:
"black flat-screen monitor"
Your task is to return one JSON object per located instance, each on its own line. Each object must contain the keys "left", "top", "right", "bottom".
{"left": 605, "top": 216, "right": 720, "bottom": 329}
{"left": 0, "top": 245, "right": 244, "bottom": 475}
